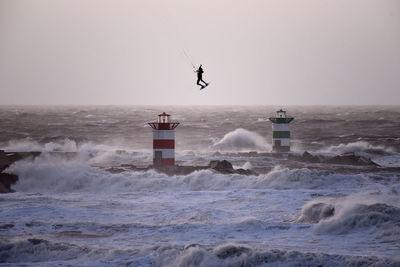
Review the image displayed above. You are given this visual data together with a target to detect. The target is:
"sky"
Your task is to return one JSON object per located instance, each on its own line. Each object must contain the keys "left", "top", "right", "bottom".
{"left": 0, "top": 0, "right": 399, "bottom": 105}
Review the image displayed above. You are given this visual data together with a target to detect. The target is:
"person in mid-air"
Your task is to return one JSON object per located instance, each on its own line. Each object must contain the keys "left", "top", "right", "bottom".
{"left": 196, "top": 65, "right": 208, "bottom": 89}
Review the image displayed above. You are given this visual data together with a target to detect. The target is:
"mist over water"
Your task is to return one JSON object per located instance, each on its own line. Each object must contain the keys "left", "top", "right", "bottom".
{"left": 0, "top": 106, "right": 400, "bottom": 266}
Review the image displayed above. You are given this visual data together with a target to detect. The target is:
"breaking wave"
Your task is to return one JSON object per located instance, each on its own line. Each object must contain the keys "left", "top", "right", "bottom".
{"left": 315, "top": 201, "right": 400, "bottom": 243}
{"left": 0, "top": 238, "right": 144, "bottom": 265}
{"left": 154, "top": 243, "right": 399, "bottom": 267}
{"left": 8, "top": 155, "right": 372, "bottom": 193}
{"left": 212, "top": 128, "right": 271, "bottom": 152}
{"left": 315, "top": 202, "right": 400, "bottom": 238}
{"left": 4, "top": 138, "right": 118, "bottom": 153}
{"left": 322, "top": 141, "right": 395, "bottom": 155}
{"left": 297, "top": 202, "right": 335, "bottom": 223}
{"left": 2, "top": 240, "right": 398, "bottom": 266}
{"left": 298, "top": 193, "right": 400, "bottom": 243}
{"left": 0, "top": 239, "right": 86, "bottom": 263}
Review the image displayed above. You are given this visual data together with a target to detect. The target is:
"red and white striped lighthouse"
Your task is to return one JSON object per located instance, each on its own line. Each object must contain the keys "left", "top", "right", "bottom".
{"left": 148, "top": 112, "right": 180, "bottom": 167}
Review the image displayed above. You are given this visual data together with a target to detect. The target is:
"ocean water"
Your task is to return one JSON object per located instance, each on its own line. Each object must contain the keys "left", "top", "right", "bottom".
{"left": 0, "top": 106, "right": 399, "bottom": 266}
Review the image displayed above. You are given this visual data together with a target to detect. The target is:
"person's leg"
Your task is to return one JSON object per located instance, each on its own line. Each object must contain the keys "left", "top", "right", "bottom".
{"left": 200, "top": 78, "right": 208, "bottom": 85}
{"left": 198, "top": 75, "right": 207, "bottom": 86}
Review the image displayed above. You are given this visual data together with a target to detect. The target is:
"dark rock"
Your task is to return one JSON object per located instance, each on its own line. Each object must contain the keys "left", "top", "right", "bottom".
{"left": 209, "top": 160, "right": 257, "bottom": 175}
{"left": 0, "top": 150, "right": 13, "bottom": 172}
{"left": 209, "top": 160, "right": 234, "bottom": 173}
{"left": 0, "top": 151, "right": 42, "bottom": 193}
{"left": 28, "top": 238, "right": 46, "bottom": 245}
{"left": 0, "top": 182, "right": 9, "bottom": 194}
{"left": 0, "top": 173, "right": 18, "bottom": 193}
{"left": 302, "top": 151, "right": 321, "bottom": 163}
{"left": 287, "top": 151, "right": 379, "bottom": 167}
{"left": 0, "top": 224, "right": 14, "bottom": 230}
{"left": 288, "top": 151, "right": 321, "bottom": 163}
{"left": 2, "top": 152, "right": 23, "bottom": 165}
{"left": 325, "top": 152, "right": 379, "bottom": 166}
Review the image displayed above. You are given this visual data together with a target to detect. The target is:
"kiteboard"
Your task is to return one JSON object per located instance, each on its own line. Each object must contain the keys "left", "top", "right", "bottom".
{"left": 200, "top": 82, "right": 210, "bottom": 90}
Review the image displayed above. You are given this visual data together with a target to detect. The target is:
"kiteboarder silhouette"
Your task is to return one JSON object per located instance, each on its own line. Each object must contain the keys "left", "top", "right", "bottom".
{"left": 196, "top": 65, "right": 209, "bottom": 89}
{"left": 182, "top": 50, "right": 210, "bottom": 90}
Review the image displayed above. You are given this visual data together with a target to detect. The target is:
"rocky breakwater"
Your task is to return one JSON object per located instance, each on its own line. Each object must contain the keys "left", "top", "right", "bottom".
{"left": 152, "top": 160, "right": 256, "bottom": 176}
{"left": 0, "top": 150, "right": 42, "bottom": 193}
{"left": 101, "top": 160, "right": 257, "bottom": 176}
{"left": 289, "top": 151, "right": 380, "bottom": 166}
{"left": 0, "top": 150, "right": 19, "bottom": 193}
{"left": 208, "top": 160, "right": 255, "bottom": 175}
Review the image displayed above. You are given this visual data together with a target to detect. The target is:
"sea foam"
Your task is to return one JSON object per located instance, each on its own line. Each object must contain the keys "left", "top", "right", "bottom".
{"left": 8, "top": 154, "right": 372, "bottom": 193}
{"left": 212, "top": 128, "right": 271, "bottom": 152}
{"left": 322, "top": 141, "right": 395, "bottom": 155}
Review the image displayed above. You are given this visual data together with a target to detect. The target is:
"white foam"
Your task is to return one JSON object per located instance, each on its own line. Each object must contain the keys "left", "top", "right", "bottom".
{"left": 0, "top": 239, "right": 86, "bottom": 263}
{"left": 299, "top": 192, "right": 400, "bottom": 243}
{"left": 84, "top": 114, "right": 102, "bottom": 119}
{"left": 212, "top": 128, "right": 271, "bottom": 152}
{"left": 322, "top": 141, "right": 395, "bottom": 155}
{"left": 241, "top": 161, "right": 253, "bottom": 170}
{"left": 154, "top": 243, "right": 398, "bottom": 267}
{"left": 8, "top": 155, "right": 372, "bottom": 193}
{"left": 89, "top": 149, "right": 152, "bottom": 165}
{"left": 4, "top": 138, "right": 121, "bottom": 153}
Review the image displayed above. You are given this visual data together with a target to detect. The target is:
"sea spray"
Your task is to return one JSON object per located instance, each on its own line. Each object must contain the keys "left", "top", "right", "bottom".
{"left": 322, "top": 141, "right": 395, "bottom": 155}
{"left": 153, "top": 243, "right": 399, "bottom": 267}
{"left": 212, "top": 128, "right": 271, "bottom": 152}
{"left": 2, "top": 106, "right": 400, "bottom": 266}
{"left": 298, "top": 192, "right": 400, "bottom": 243}
{"left": 9, "top": 155, "right": 372, "bottom": 193}
{"left": 4, "top": 138, "right": 120, "bottom": 153}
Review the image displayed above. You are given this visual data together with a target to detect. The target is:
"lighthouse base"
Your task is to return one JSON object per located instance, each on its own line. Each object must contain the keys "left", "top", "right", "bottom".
{"left": 272, "top": 139, "right": 290, "bottom": 153}
{"left": 153, "top": 158, "right": 175, "bottom": 167}
{"left": 273, "top": 146, "right": 290, "bottom": 153}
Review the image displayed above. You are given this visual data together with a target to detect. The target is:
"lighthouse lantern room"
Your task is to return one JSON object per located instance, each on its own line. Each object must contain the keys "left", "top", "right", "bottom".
{"left": 269, "top": 109, "right": 294, "bottom": 152}
{"left": 148, "top": 112, "right": 180, "bottom": 167}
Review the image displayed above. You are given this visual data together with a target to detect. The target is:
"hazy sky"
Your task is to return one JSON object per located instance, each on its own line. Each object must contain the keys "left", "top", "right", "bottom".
{"left": 0, "top": 0, "right": 399, "bottom": 105}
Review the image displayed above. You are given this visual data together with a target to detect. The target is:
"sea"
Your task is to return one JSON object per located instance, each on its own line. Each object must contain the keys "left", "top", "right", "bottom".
{"left": 0, "top": 105, "right": 399, "bottom": 267}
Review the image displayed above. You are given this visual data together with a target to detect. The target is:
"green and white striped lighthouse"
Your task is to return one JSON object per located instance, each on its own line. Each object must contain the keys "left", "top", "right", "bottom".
{"left": 269, "top": 109, "right": 294, "bottom": 152}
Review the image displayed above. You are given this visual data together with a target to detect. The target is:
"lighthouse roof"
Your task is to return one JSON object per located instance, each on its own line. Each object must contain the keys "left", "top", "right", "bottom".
{"left": 158, "top": 112, "right": 170, "bottom": 117}
{"left": 269, "top": 109, "right": 294, "bottom": 123}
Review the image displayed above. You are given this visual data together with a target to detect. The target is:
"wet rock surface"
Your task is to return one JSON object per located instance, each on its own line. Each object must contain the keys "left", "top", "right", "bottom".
{"left": 0, "top": 150, "right": 19, "bottom": 193}
{"left": 0, "top": 150, "right": 42, "bottom": 193}
{"left": 0, "top": 173, "right": 18, "bottom": 193}
{"left": 209, "top": 160, "right": 255, "bottom": 175}
{"left": 288, "top": 151, "right": 322, "bottom": 163}
{"left": 209, "top": 159, "right": 234, "bottom": 173}
{"left": 288, "top": 151, "right": 379, "bottom": 166}
{"left": 326, "top": 152, "right": 379, "bottom": 166}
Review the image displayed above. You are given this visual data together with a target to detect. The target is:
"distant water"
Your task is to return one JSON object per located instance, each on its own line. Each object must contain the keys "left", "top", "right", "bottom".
{"left": 0, "top": 106, "right": 399, "bottom": 266}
